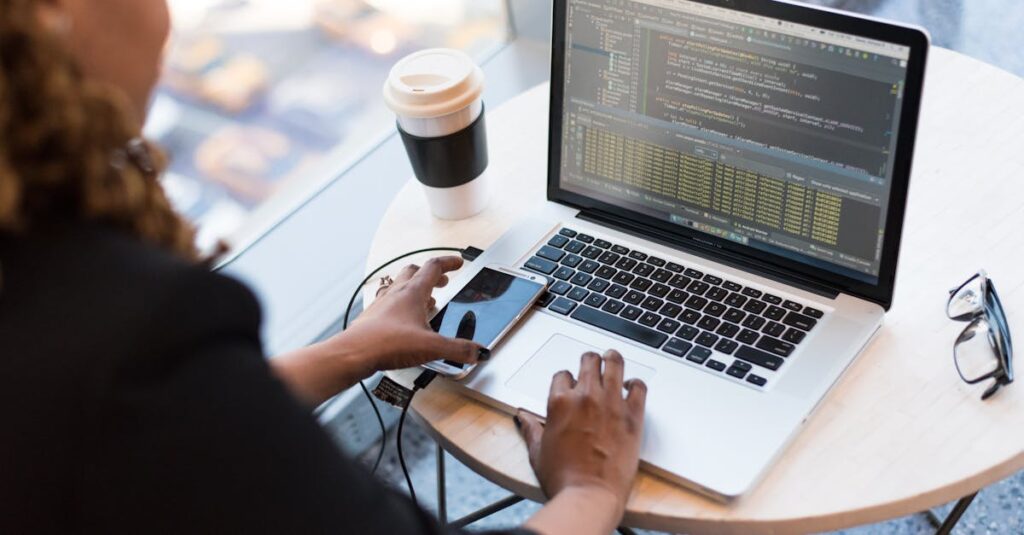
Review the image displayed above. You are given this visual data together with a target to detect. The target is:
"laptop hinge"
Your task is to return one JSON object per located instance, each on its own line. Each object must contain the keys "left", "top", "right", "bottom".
{"left": 577, "top": 209, "right": 841, "bottom": 300}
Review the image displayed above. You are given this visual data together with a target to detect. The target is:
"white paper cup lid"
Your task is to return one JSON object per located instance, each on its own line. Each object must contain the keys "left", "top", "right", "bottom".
{"left": 383, "top": 48, "right": 484, "bottom": 119}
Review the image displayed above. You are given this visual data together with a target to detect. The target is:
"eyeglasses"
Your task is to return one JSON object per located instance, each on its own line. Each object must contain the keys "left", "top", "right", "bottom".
{"left": 947, "top": 271, "right": 1014, "bottom": 400}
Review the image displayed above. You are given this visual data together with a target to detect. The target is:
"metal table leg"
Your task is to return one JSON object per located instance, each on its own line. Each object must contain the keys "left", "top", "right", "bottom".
{"left": 437, "top": 444, "right": 447, "bottom": 526}
{"left": 922, "top": 492, "right": 978, "bottom": 534}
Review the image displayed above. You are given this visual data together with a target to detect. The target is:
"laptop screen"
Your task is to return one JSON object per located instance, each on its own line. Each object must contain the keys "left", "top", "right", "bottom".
{"left": 557, "top": 0, "right": 914, "bottom": 284}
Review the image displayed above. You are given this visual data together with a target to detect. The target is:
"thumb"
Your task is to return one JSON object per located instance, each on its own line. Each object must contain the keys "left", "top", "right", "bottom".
{"left": 422, "top": 331, "right": 487, "bottom": 365}
{"left": 514, "top": 409, "right": 544, "bottom": 471}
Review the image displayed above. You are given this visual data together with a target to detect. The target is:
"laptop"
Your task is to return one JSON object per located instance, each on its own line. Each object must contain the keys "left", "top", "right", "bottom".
{"left": 450, "top": 0, "right": 929, "bottom": 500}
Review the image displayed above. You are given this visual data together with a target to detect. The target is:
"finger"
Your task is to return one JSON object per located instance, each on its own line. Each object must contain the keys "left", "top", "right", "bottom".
{"left": 427, "top": 297, "right": 436, "bottom": 310}
{"left": 577, "top": 351, "right": 602, "bottom": 391}
{"left": 410, "top": 256, "right": 464, "bottom": 294}
{"left": 602, "top": 349, "right": 625, "bottom": 397}
{"left": 436, "top": 274, "right": 450, "bottom": 288}
{"left": 394, "top": 264, "right": 420, "bottom": 285}
{"left": 515, "top": 409, "right": 545, "bottom": 471}
{"left": 423, "top": 332, "right": 485, "bottom": 365}
{"left": 624, "top": 379, "right": 649, "bottom": 420}
{"left": 549, "top": 369, "right": 575, "bottom": 398}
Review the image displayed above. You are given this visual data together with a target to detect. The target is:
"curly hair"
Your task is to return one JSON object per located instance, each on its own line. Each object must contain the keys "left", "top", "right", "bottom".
{"left": 0, "top": 0, "right": 198, "bottom": 260}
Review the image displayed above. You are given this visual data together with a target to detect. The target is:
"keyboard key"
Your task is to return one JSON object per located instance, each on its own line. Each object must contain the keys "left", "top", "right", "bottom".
{"left": 639, "top": 312, "right": 661, "bottom": 327}
{"left": 567, "top": 287, "right": 590, "bottom": 302}
{"left": 612, "top": 272, "right": 635, "bottom": 286}
{"left": 743, "top": 299, "right": 767, "bottom": 315}
{"left": 602, "top": 299, "right": 625, "bottom": 314}
{"left": 548, "top": 235, "right": 570, "bottom": 248}
{"left": 537, "top": 291, "right": 556, "bottom": 307}
{"left": 553, "top": 266, "right": 574, "bottom": 281}
{"left": 679, "top": 310, "right": 701, "bottom": 325}
{"left": 686, "top": 347, "right": 711, "bottom": 364}
{"left": 588, "top": 279, "right": 610, "bottom": 293}
{"left": 663, "top": 338, "right": 693, "bottom": 357}
{"left": 623, "top": 290, "right": 645, "bottom": 305}
{"left": 723, "top": 308, "right": 746, "bottom": 324}
{"left": 630, "top": 278, "right": 653, "bottom": 292}
{"left": 735, "top": 345, "right": 784, "bottom": 371}
{"left": 667, "top": 289, "right": 689, "bottom": 304}
{"left": 595, "top": 265, "right": 617, "bottom": 279}
{"left": 576, "top": 234, "right": 594, "bottom": 243}
{"left": 742, "top": 287, "right": 763, "bottom": 298}
{"left": 763, "top": 294, "right": 782, "bottom": 305}
{"left": 666, "top": 262, "right": 685, "bottom": 273}
{"left": 684, "top": 295, "right": 708, "bottom": 311}
{"left": 783, "top": 311, "right": 818, "bottom": 331}
{"left": 746, "top": 374, "right": 767, "bottom": 387}
{"left": 611, "top": 245, "right": 630, "bottom": 255}
{"left": 649, "top": 283, "right": 670, "bottom": 298}
{"left": 688, "top": 280, "right": 710, "bottom": 295}
{"left": 598, "top": 251, "right": 621, "bottom": 265}
{"left": 633, "top": 263, "right": 655, "bottom": 277}
{"left": 783, "top": 328, "right": 807, "bottom": 344}
{"left": 621, "top": 306, "right": 643, "bottom": 321}
{"left": 716, "top": 322, "right": 740, "bottom": 339}
{"left": 536, "top": 245, "right": 565, "bottom": 262}
{"left": 685, "top": 268, "right": 704, "bottom": 279}
{"left": 584, "top": 293, "right": 607, "bottom": 308}
{"left": 651, "top": 268, "right": 673, "bottom": 283}
{"left": 565, "top": 241, "right": 586, "bottom": 254}
{"left": 756, "top": 336, "right": 795, "bottom": 357}
{"left": 647, "top": 256, "right": 666, "bottom": 267}
{"left": 570, "top": 306, "right": 668, "bottom": 348}
{"left": 804, "top": 307, "right": 824, "bottom": 319}
{"left": 762, "top": 321, "right": 786, "bottom": 338}
{"left": 582, "top": 246, "right": 602, "bottom": 259}
{"left": 705, "top": 302, "right": 727, "bottom": 317}
{"left": 657, "top": 318, "right": 681, "bottom": 334}
{"left": 660, "top": 303, "right": 683, "bottom": 318}
{"left": 724, "top": 293, "right": 748, "bottom": 308}
{"left": 594, "top": 239, "right": 612, "bottom": 249}
{"left": 641, "top": 296, "right": 664, "bottom": 312}
{"left": 629, "top": 251, "right": 648, "bottom": 261}
{"left": 615, "top": 257, "right": 638, "bottom": 271}
{"left": 549, "top": 297, "right": 577, "bottom": 315}
{"left": 737, "top": 329, "right": 760, "bottom": 345}
{"left": 723, "top": 281, "right": 743, "bottom": 292}
{"left": 742, "top": 315, "right": 767, "bottom": 330}
{"left": 726, "top": 361, "right": 751, "bottom": 379}
{"left": 668, "top": 274, "right": 691, "bottom": 289}
{"left": 570, "top": 272, "right": 593, "bottom": 287}
{"left": 706, "top": 359, "right": 727, "bottom": 372}
{"left": 561, "top": 254, "right": 583, "bottom": 268}
{"left": 715, "top": 339, "right": 739, "bottom": 355}
{"left": 696, "top": 331, "right": 719, "bottom": 347}
{"left": 579, "top": 260, "right": 600, "bottom": 274}
{"left": 549, "top": 281, "right": 572, "bottom": 295}
{"left": 525, "top": 257, "right": 558, "bottom": 275}
{"left": 703, "top": 275, "right": 723, "bottom": 285}
{"left": 697, "top": 316, "right": 720, "bottom": 331}
{"left": 677, "top": 325, "right": 699, "bottom": 340}
{"left": 764, "top": 306, "right": 787, "bottom": 321}
{"left": 559, "top": 228, "right": 577, "bottom": 238}
{"left": 606, "top": 284, "right": 628, "bottom": 299}
{"left": 706, "top": 287, "right": 729, "bottom": 302}
{"left": 782, "top": 300, "right": 803, "bottom": 312}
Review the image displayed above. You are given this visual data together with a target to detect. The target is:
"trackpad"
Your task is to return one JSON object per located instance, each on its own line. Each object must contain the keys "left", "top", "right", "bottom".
{"left": 506, "top": 334, "right": 657, "bottom": 403}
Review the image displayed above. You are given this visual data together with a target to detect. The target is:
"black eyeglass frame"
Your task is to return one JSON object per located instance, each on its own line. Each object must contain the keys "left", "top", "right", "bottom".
{"left": 947, "top": 271, "right": 1014, "bottom": 400}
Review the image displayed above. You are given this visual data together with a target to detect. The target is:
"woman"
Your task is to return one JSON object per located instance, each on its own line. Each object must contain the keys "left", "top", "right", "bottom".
{"left": 0, "top": 0, "right": 649, "bottom": 533}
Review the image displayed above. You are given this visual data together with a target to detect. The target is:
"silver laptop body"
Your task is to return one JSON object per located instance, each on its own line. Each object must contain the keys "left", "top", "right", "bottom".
{"left": 443, "top": 0, "right": 929, "bottom": 500}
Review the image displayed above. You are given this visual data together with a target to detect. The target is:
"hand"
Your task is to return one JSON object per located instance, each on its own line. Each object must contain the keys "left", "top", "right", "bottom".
{"left": 515, "top": 350, "right": 647, "bottom": 517}
{"left": 332, "top": 256, "right": 486, "bottom": 374}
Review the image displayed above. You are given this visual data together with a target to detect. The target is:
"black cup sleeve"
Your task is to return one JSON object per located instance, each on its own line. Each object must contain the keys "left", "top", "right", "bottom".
{"left": 398, "top": 106, "right": 488, "bottom": 189}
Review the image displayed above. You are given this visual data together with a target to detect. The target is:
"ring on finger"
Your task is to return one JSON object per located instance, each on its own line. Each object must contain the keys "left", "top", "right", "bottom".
{"left": 376, "top": 275, "right": 395, "bottom": 295}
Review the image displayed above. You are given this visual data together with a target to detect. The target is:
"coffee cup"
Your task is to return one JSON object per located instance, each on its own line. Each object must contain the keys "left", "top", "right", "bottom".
{"left": 383, "top": 48, "right": 491, "bottom": 220}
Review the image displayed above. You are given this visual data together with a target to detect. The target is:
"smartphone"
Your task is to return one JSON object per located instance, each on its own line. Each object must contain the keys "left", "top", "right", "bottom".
{"left": 423, "top": 265, "right": 547, "bottom": 379}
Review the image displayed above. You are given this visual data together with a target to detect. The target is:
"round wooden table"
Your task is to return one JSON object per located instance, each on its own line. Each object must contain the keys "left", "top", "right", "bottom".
{"left": 366, "top": 47, "right": 1024, "bottom": 534}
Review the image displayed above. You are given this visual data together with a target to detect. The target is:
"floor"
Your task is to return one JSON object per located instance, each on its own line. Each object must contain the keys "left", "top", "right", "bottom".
{"left": 331, "top": 1, "right": 1024, "bottom": 533}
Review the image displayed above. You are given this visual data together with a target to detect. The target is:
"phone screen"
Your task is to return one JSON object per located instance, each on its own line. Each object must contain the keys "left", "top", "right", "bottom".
{"left": 430, "top": 268, "right": 545, "bottom": 369}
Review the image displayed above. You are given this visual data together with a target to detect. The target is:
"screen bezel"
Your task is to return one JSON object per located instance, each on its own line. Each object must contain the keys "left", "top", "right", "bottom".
{"left": 547, "top": 0, "right": 929, "bottom": 309}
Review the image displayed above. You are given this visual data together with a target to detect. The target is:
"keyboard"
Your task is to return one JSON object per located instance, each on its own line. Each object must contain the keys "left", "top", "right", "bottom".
{"left": 522, "top": 227, "right": 826, "bottom": 389}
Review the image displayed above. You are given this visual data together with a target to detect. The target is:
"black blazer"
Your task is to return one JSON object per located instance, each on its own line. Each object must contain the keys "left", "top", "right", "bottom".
{"left": 0, "top": 222, "right": 524, "bottom": 534}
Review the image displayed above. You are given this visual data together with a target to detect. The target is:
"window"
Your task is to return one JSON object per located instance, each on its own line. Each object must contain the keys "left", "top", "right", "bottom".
{"left": 145, "top": 0, "right": 509, "bottom": 251}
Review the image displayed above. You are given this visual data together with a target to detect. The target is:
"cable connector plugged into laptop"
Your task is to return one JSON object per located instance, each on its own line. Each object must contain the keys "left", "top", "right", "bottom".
{"left": 460, "top": 246, "right": 485, "bottom": 263}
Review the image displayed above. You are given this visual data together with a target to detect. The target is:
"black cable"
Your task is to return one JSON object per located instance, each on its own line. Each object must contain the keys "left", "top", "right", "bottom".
{"left": 342, "top": 247, "right": 466, "bottom": 475}
{"left": 396, "top": 370, "right": 438, "bottom": 508}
